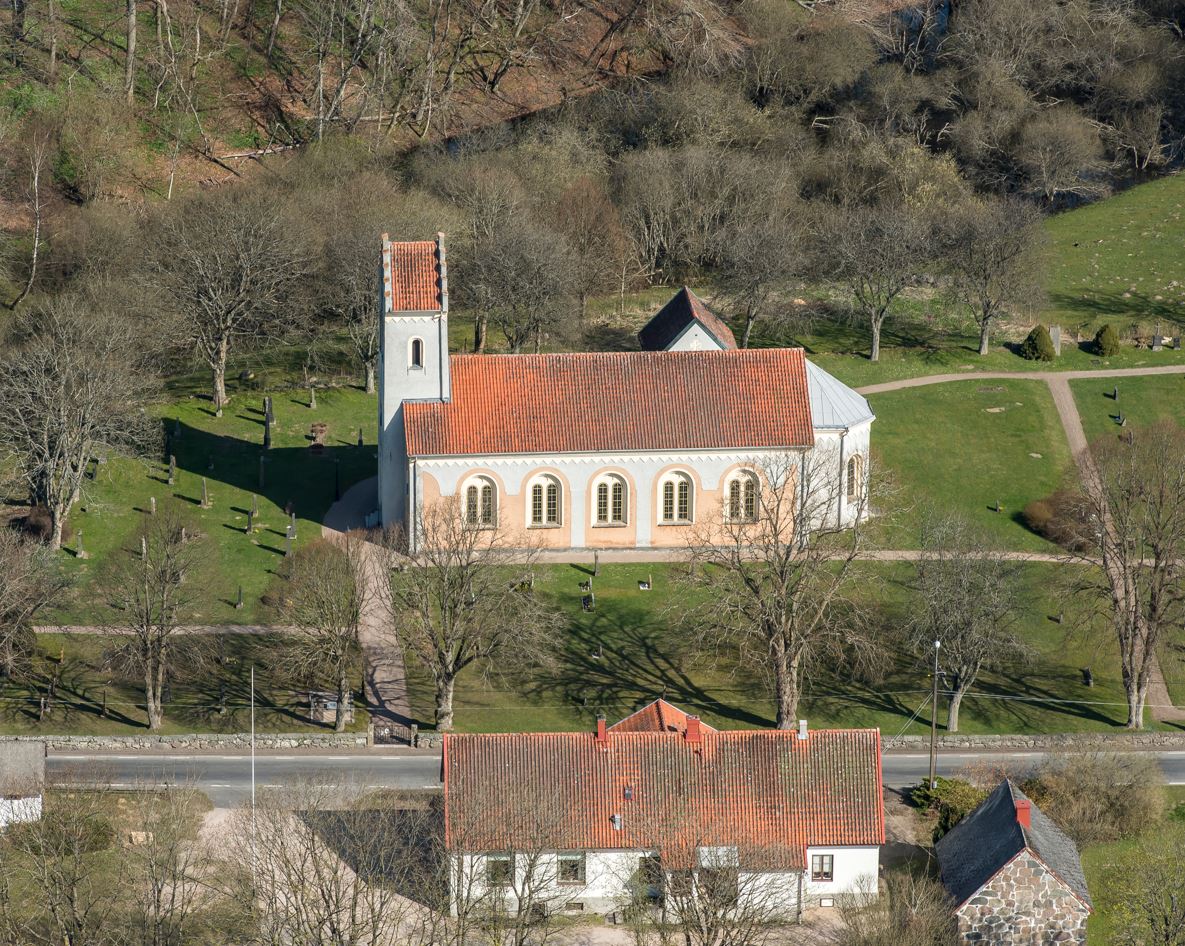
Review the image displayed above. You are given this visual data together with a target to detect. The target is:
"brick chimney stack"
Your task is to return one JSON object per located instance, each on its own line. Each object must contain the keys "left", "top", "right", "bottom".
{"left": 595, "top": 714, "right": 608, "bottom": 747}
{"left": 685, "top": 716, "right": 702, "bottom": 744}
{"left": 1015, "top": 798, "right": 1032, "bottom": 829}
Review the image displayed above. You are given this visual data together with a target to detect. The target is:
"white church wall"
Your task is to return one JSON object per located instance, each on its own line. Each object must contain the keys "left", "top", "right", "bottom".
{"left": 665, "top": 323, "right": 728, "bottom": 352}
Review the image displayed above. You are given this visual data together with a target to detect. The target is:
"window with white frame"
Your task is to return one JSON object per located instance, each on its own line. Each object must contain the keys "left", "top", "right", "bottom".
{"left": 557, "top": 852, "right": 586, "bottom": 884}
{"left": 846, "top": 454, "right": 863, "bottom": 503}
{"left": 410, "top": 337, "right": 424, "bottom": 369}
{"left": 725, "top": 471, "right": 758, "bottom": 522}
{"left": 593, "top": 474, "right": 627, "bottom": 526}
{"left": 659, "top": 472, "right": 693, "bottom": 524}
{"left": 463, "top": 476, "right": 497, "bottom": 528}
{"left": 528, "top": 474, "right": 562, "bottom": 527}
{"left": 486, "top": 853, "right": 513, "bottom": 886}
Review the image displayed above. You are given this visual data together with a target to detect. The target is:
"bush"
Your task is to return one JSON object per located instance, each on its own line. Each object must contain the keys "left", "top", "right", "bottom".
{"left": 911, "top": 777, "right": 987, "bottom": 841}
{"left": 1019, "top": 324, "right": 1056, "bottom": 361}
{"left": 1021, "top": 752, "right": 1165, "bottom": 845}
{"left": 1094, "top": 323, "right": 1121, "bottom": 356}
{"left": 1023, "top": 489, "right": 1095, "bottom": 551}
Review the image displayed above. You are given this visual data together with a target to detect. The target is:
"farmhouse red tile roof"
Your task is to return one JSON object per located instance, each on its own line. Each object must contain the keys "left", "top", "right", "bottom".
{"left": 443, "top": 726, "right": 884, "bottom": 869}
{"left": 404, "top": 349, "right": 814, "bottom": 457}
{"left": 609, "top": 699, "right": 718, "bottom": 736}
{"left": 382, "top": 238, "right": 444, "bottom": 312}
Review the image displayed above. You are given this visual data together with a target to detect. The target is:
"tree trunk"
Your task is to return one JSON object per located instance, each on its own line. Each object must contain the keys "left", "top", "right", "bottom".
{"left": 49, "top": 503, "right": 65, "bottom": 552}
{"left": 947, "top": 685, "right": 968, "bottom": 734}
{"left": 977, "top": 319, "right": 991, "bottom": 356}
{"left": 146, "top": 663, "right": 163, "bottom": 731}
{"left": 475, "top": 315, "right": 488, "bottom": 353}
{"left": 772, "top": 641, "right": 799, "bottom": 730}
{"left": 212, "top": 335, "right": 229, "bottom": 415}
{"left": 869, "top": 315, "right": 883, "bottom": 363}
{"left": 741, "top": 312, "right": 756, "bottom": 350}
{"left": 125, "top": 0, "right": 137, "bottom": 104}
{"left": 265, "top": 0, "right": 283, "bottom": 59}
{"left": 1124, "top": 669, "right": 1147, "bottom": 730}
{"left": 435, "top": 675, "right": 456, "bottom": 732}
{"left": 335, "top": 672, "right": 348, "bottom": 733}
{"left": 364, "top": 362, "right": 375, "bottom": 395}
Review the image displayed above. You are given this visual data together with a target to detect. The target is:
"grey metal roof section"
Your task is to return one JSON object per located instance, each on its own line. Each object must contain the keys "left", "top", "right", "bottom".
{"left": 806, "top": 360, "right": 875, "bottom": 429}
{"left": 0, "top": 740, "right": 46, "bottom": 794}
{"left": 935, "top": 780, "right": 1091, "bottom": 909}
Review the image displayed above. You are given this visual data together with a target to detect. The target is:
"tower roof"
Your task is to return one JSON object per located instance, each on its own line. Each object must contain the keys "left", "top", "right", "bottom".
{"left": 381, "top": 235, "right": 447, "bottom": 313}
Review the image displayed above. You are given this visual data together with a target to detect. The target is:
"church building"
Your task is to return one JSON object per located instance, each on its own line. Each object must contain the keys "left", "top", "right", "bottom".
{"left": 376, "top": 235, "right": 874, "bottom": 551}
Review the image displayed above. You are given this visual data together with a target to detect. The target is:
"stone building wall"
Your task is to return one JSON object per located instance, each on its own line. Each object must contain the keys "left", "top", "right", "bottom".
{"left": 955, "top": 854, "right": 1088, "bottom": 945}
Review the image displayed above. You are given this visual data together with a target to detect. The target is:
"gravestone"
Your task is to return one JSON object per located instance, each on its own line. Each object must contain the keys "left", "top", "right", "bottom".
{"left": 200, "top": 478, "right": 210, "bottom": 508}
{"left": 1049, "top": 325, "right": 1062, "bottom": 356}
{"left": 149, "top": 496, "right": 156, "bottom": 516}
{"left": 168, "top": 455, "right": 176, "bottom": 486}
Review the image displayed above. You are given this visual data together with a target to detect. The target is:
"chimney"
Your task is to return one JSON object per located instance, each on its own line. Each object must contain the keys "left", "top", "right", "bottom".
{"left": 595, "top": 714, "right": 608, "bottom": 747}
{"left": 684, "top": 716, "right": 702, "bottom": 744}
{"left": 797, "top": 719, "right": 808, "bottom": 741}
{"left": 1015, "top": 798, "right": 1032, "bottom": 830}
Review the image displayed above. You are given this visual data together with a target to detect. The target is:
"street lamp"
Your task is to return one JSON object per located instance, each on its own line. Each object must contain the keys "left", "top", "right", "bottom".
{"left": 929, "top": 639, "right": 941, "bottom": 790}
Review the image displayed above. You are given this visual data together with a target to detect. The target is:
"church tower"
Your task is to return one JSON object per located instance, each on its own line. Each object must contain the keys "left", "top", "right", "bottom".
{"left": 377, "top": 234, "right": 449, "bottom": 530}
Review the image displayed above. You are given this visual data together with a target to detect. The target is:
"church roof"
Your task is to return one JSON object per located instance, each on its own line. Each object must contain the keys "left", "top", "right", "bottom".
{"left": 936, "top": 780, "right": 1091, "bottom": 911}
{"left": 403, "top": 349, "right": 814, "bottom": 458}
{"left": 609, "top": 699, "right": 718, "bottom": 736}
{"left": 806, "top": 361, "right": 875, "bottom": 429}
{"left": 381, "top": 236, "right": 446, "bottom": 312}
{"left": 638, "top": 288, "right": 737, "bottom": 351}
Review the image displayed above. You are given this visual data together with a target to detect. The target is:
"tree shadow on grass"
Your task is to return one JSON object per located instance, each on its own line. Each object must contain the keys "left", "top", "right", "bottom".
{"left": 1049, "top": 290, "right": 1185, "bottom": 331}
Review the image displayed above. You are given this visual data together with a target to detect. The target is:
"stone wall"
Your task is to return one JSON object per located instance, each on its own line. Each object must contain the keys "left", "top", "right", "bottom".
{"left": 955, "top": 855, "right": 1088, "bottom": 946}
{"left": 884, "top": 731, "right": 1185, "bottom": 751}
{"left": 0, "top": 733, "right": 370, "bottom": 751}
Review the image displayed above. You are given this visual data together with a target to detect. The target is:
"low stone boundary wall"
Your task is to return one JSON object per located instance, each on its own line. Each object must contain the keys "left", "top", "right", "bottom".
{"left": 883, "top": 731, "right": 1185, "bottom": 751}
{"left": 0, "top": 732, "right": 370, "bottom": 751}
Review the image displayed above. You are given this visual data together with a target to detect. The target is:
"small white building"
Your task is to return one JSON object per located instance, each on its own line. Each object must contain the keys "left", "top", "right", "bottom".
{"left": 442, "top": 701, "right": 884, "bottom": 919}
{"left": 375, "top": 238, "right": 875, "bottom": 549}
{"left": 0, "top": 740, "right": 45, "bottom": 829}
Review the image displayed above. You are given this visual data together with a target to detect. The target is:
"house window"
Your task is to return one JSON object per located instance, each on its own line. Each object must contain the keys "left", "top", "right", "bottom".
{"left": 410, "top": 338, "right": 424, "bottom": 369}
{"left": 660, "top": 473, "right": 693, "bottom": 524}
{"left": 486, "top": 853, "right": 513, "bottom": 886}
{"left": 464, "top": 477, "right": 496, "bottom": 528}
{"left": 726, "top": 472, "right": 758, "bottom": 522}
{"left": 811, "top": 854, "right": 834, "bottom": 883}
{"left": 846, "top": 455, "right": 863, "bottom": 503}
{"left": 529, "top": 475, "right": 561, "bottom": 527}
{"left": 557, "top": 852, "right": 586, "bottom": 884}
{"left": 594, "top": 475, "right": 627, "bottom": 525}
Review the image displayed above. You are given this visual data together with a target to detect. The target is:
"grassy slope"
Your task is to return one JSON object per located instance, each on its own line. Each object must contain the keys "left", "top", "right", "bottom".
{"left": 867, "top": 379, "right": 1070, "bottom": 551}
{"left": 409, "top": 561, "right": 1132, "bottom": 736}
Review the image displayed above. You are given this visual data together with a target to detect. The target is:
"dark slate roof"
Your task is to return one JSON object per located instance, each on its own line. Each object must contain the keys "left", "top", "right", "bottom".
{"left": 935, "top": 780, "right": 1091, "bottom": 910}
{"left": 638, "top": 288, "right": 737, "bottom": 351}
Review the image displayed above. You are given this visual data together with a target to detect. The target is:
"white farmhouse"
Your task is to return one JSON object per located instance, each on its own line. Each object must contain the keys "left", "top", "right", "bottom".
{"left": 0, "top": 740, "right": 45, "bottom": 829}
{"left": 442, "top": 701, "right": 884, "bottom": 919}
{"left": 376, "top": 237, "right": 875, "bottom": 548}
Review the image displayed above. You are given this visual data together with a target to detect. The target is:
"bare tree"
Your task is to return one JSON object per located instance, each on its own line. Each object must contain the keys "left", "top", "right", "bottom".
{"left": 830, "top": 870, "right": 955, "bottom": 946}
{"left": 0, "top": 298, "right": 158, "bottom": 551}
{"left": 8, "top": 125, "right": 50, "bottom": 311}
{"left": 551, "top": 176, "right": 626, "bottom": 322}
{"left": 386, "top": 499, "right": 561, "bottom": 732}
{"left": 908, "top": 514, "right": 1028, "bottom": 733}
{"left": 827, "top": 201, "right": 936, "bottom": 362}
{"left": 273, "top": 535, "right": 370, "bottom": 733}
{"left": 1057, "top": 423, "right": 1185, "bottom": 729}
{"left": 0, "top": 529, "right": 67, "bottom": 679}
{"left": 125, "top": 0, "right": 138, "bottom": 103}
{"left": 107, "top": 513, "right": 203, "bottom": 731}
{"left": 941, "top": 196, "right": 1046, "bottom": 356}
{"left": 151, "top": 188, "right": 307, "bottom": 414}
{"left": 684, "top": 451, "right": 875, "bottom": 729}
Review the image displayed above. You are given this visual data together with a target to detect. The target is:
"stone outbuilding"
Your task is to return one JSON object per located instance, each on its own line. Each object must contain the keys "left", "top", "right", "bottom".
{"left": 935, "top": 780, "right": 1091, "bottom": 945}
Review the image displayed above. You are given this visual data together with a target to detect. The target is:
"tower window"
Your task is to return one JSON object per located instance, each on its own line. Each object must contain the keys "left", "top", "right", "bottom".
{"left": 410, "top": 338, "right": 424, "bottom": 369}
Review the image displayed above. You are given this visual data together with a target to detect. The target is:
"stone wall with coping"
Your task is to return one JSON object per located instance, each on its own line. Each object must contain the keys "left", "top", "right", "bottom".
{"left": 0, "top": 733, "right": 370, "bottom": 751}
{"left": 884, "top": 731, "right": 1185, "bottom": 750}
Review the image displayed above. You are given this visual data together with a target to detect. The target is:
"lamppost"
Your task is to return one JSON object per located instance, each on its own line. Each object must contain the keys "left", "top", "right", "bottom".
{"left": 929, "top": 639, "right": 941, "bottom": 790}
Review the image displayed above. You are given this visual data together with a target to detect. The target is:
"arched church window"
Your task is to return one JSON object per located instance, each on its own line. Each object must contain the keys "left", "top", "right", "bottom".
{"left": 528, "top": 474, "right": 562, "bottom": 527}
{"left": 463, "top": 476, "right": 496, "bottom": 528}
{"left": 594, "top": 474, "right": 627, "bottom": 525}
{"left": 847, "top": 454, "right": 863, "bottom": 503}
{"left": 410, "top": 338, "right": 424, "bottom": 369}
{"left": 726, "top": 471, "right": 759, "bottom": 522}
{"left": 659, "top": 472, "right": 693, "bottom": 524}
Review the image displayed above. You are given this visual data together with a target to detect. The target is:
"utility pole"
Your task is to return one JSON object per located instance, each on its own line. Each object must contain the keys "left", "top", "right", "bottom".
{"left": 929, "top": 639, "right": 941, "bottom": 790}
{"left": 250, "top": 664, "right": 257, "bottom": 881}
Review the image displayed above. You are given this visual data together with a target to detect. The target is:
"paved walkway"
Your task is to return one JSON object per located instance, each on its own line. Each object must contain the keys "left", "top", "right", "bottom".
{"left": 860, "top": 363, "right": 1185, "bottom": 725}
{"left": 322, "top": 477, "right": 414, "bottom": 739}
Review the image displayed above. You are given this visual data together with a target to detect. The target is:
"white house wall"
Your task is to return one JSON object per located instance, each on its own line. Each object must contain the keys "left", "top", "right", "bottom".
{"left": 802, "top": 846, "right": 880, "bottom": 906}
{"left": 0, "top": 795, "right": 42, "bottom": 830}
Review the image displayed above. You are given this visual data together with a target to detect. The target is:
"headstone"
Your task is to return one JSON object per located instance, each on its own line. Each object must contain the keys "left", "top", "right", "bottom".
{"left": 1112, "top": 386, "right": 1118, "bottom": 401}
{"left": 251, "top": 493, "right": 258, "bottom": 517}
{"left": 289, "top": 512, "right": 297, "bottom": 537}
{"left": 149, "top": 496, "right": 156, "bottom": 516}
{"left": 357, "top": 428, "right": 364, "bottom": 448}
{"left": 1175, "top": 336, "right": 1182, "bottom": 351}
{"left": 1049, "top": 325, "right": 1062, "bottom": 357}
{"left": 1153, "top": 334, "right": 1164, "bottom": 352}
{"left": 285, "top": 533, "right": 293, "bottom": 557}
{"left": 201, "top": 477, "right": 210, "bottom": 508}
{"left": 1082, "top": 668, "right": 1094, "bottom": 687}
{"left": 309, "top": 387, "right": 317, "bottom": 410}
{"left": 246, "top": 510, "right": 254, "bottom": 534}
{"left": 994, "top": 500, "right": 1002, "bottom": 513}
{"left": 168, "top": 455, "right": 176, "bottom": 486}
{"left": 235, "top": 585, "right": 244, "bottom": 610}
{"left": 141, "top": 535, "right": 148, "bottom": 559}
{"left": 593, "top": 550, "right": 600, "bottom": 577}
{"left": 76, "top": 529, "right": 88, "bottom": 560}
{"left": 582, "top": 593, "right": 595, "bottom": 612}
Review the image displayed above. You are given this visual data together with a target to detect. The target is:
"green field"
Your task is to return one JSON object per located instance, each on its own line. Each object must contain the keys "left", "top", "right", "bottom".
{"left": 867, "top": 380, "right": 1071, "bottom": 551}
{"left": 407, "top": 561, "right": 1134, "bottom": 736}
{"left": 0, "top": 632, "right": 368, "bottom": 735}
{"left": 1072, "top": 374, "right": 1185, "bottom": 444}
{"left": 45, "top": 382, "right": 378, "bottom": 625}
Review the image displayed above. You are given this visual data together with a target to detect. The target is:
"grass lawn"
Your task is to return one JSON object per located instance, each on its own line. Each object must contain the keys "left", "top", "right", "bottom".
{"left": 866, "top": 379, "right": 1071, "bottom": 551}
{"left": 407, "top": 561, "right": 1135, "bottom": 736}
{"left": 1082, "top": 786, "right": 1185, "bottom": 945}
{"left": 0, "top": 631, "right": 369, "bottom": 735}
{"left": 1047, "top": 172, "right": 1185, "bottom": 338}
{"left": 43, "top": 382, "right": 378, "bottom": 626}
{"left": 1071, "top": 373, "right": 1185, "bottom": 444}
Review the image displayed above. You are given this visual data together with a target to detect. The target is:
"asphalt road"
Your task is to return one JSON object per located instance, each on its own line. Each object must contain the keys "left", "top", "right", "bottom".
{"left": 47, "top": 749, "right": 1185, "bottom": 807}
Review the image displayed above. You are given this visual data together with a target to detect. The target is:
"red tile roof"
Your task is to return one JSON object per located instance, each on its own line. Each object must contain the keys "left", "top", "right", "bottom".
{"left": 443, "top": 725, "right": 884, "bottom": 869}
{"left": 609, "top": 699, "right": 718, "bottom": 736}
{"left": 382, "top": 237, "right": 444, "bottom": 312}
{"left": 639, "top": 287, "right": 737, "bottom": 351}
{"left": 404, "top": 349, "right": 814, "bottom": 457}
